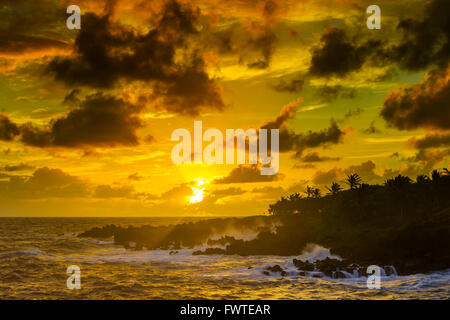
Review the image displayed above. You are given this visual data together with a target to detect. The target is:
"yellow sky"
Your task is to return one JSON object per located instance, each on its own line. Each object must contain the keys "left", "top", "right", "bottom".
{"left": 0, "top": 0, "right": 448, "bottom": 216}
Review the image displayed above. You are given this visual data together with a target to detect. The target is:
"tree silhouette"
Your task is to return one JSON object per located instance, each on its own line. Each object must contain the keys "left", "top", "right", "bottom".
{"left": 416, "top": 174, "right": 431, "bottom": 184}
{"left": 345, "top": 173, "right": 362, "bottom": 190}
{"left": 432, "top": 169, "right": 441, "bottom": 183}
{"left": 312, "top": 188, "right": 321, "bottom": 198}
{"left": 385, "top": 174, "right": 412, "bottom": 188}
{"left": 305, "top": 186, "right": 314, "bottom": 198}
{"left": 326, "top": 182, "right": 342, "bottom": 196}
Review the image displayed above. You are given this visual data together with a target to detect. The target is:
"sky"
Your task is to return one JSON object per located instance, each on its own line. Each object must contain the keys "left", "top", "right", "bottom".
{"left": 0, "top": 0, "right": 449, "bottom": 216}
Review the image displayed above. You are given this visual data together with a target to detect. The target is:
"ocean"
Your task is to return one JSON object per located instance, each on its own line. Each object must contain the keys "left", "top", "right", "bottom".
{"left": 0, "top": 217, "right": 449, "bottom": 299}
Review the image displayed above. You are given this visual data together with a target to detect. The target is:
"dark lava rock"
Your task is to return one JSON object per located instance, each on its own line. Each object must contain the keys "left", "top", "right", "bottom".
{"left": 78, "top": 224, "right": 118, "bottom": 238}
{"left": 292, "top": 259, "right": 314, "bottom": 271}
{"left": 264, "top": 265, "right": 287, "bottom": 276}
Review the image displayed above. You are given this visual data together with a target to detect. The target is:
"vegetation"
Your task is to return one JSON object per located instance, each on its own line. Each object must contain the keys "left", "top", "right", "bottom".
{"left": 80, "top": 169, "right": 450, "bottom": 275}
{"left": 261, "top": 169, "right": 450, "bottom": 274}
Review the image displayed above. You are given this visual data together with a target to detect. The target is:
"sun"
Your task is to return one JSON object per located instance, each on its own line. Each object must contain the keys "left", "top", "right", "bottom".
{"left": 189, "top": 178, "right": 207, "bottom": 204}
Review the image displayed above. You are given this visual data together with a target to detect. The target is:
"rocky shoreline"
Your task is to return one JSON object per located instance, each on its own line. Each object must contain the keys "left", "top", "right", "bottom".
{"left": 263, "top": 258, "right": 398, "bottom": 279}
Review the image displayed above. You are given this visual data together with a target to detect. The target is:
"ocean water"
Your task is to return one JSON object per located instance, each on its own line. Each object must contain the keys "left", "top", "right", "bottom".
{"left": 0, "top": 218, "right": 448, "bottom": 300}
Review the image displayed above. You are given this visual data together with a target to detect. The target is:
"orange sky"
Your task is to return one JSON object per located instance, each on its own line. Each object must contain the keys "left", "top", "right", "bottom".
{"left": 0, "top": 0, "right": 449, "bottom": 216}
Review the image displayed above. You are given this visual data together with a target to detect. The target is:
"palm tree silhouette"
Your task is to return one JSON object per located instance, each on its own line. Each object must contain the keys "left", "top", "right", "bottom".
{"left": 385, "top": 174, "right": 411, "bottom": 188}
{"left": 345, "top": 173, "right": 362, "bottom": 190}
{"left": 312, "top": 188, "right": 321, "bottom": 198}
{"left": 326, "top": 182, "right": 342, "bottom": 195}
{"left": 416, "top": 174, "right": 430, "bottom": 184}
{"left": 305, "top": 186, "right": 314, "bottom": 198}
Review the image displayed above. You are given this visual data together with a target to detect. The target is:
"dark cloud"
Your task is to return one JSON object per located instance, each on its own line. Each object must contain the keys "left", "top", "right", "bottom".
{"left": 46, "top": 2, "right": 224, "bottom": 116}
{"left": 408, "top": 133, "right": 450, "bottom": 149}
{"left": 263, "top": 115, "right": 347, "bottom": 158}
{"left": 381, "top": 67, "right": 450, "bottom": 131}
{"left": 270, "top": 77, "right": 304, "bottom": 93}
{"left": 245, "top": 30, "right": 277, "bottom": 69}
{"left": 0, "top": 167, "right": 88, "bottom": 199}
{"left": 0, "top": 114, "right": 20, "bottom": 141}
{"left": 127, "top": 172, "right": 143, "bottom": 181}
{"left": 213, "top": 165, "right": 282, "bottom": 184}
{"left": 3, "top": 163, "right": 35, "bottom": 172}
{"left": 0, "top": 0, "right": 66, "bottom": 38}
{"left": 259, "top": 99, "right": 346, "bottom": 156}
{"left": 343, "top": 108, "right": 363, "bottom": 120}
{"left": 315, "top": 85, "right": 356, "bottom": 102}
{"left": 387, "top": 0, "right": 450, "bottom": 71}
{"left": 293, "top": 119, "right": 347, "bottom": 156}
{"left": 363, "top": 121, "right": 381, "bottom": 134}
{"left": 298, "top": 151, "right": 340, "bottom": 162}
{"left": 309, "top": 27, "right": 382, "bottom": 77}
{"left": 406, "top": 149, "right": 450, "bottom": 169}
{"left": 20, "top": 92, "right": 146, "bottom": 148}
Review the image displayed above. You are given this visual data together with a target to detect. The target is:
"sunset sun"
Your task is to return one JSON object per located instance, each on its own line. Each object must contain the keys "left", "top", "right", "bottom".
{"left": 189, "top": 178, "right": 207, "bottom": 203}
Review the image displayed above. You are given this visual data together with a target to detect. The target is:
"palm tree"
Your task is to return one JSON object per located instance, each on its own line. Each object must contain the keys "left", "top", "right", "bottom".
{"left": 326, "top": 182, "right": 342, "bottom": 196}
{"left": 305, "top": 186, "right": 314, "bottom": 198}
{"left": 345, "top": 173, "right": 362, "bottom": 190}
{"left": 432, "top": 169, "right": 441, "bottom": 185}
{"left": 416, "top": 174, "right": 430, "bottom": 184}
{"left": 288, "top": 193, "right": 301, "bottom": 201}
{"left": 312, "top": 188, "right": 321, "bottom": 198}
{"left": 385, "top": 174, "right": 411, "bottom": 188}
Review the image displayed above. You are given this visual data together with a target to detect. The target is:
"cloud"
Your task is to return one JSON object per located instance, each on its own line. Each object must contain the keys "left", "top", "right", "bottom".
{"left": 161, "top": 183, "right": 193, "bottom": 199}
{"left": 275, "top": 120, "right": 347, "bottom": 155}
{"left": 363, "top": 121, "right": 381, "bottom": 134}
{"left": 260, "top": 98, "right": 302, "bottom": 129}
{"left": 19, "top": 92, "right": 147, "bottom": 148}
{"left": 259, "top": 100, "right": 347, "bottom": 156}
{"left": 46, "top": 2, "right": 224, "bottom": 116}
{"left": 3, "top": 163, "right": 35, "bottom": 172}
{"left": 270, "top": 77, "right": 304, "bottom": 93}
{"left": 0, "top": 35, "right": 70, "bottom": 58}
{"left": 312, "top": 160, "right": 382, "bottom": 185}
{"left": 387, "top": 0, "right": 450, "bottom": 71}
{"left": 315, "top": 85, "right": 356, "bottom": 102}
{"left": 298, "top": 151, "right": 340, "bottom": 162}
{"left": 213, "top": 165, "right": 282, "bottom": 184}
{"left": 381, "top": 66, "right": 450, "bottom": 130}
{"left": 293, "top": 119, "right": 347, "bottom": 156}
{"left": 93, "top": 184, "right": 136, "bottom": 198}
{"left": 127, "top": 172, "right": 143, "bottom": 181}
{"left": 0, "top": 114, "right": 20, "bottom": 141}
{"left": 405, "top": 148, "right": 450, "bottom": 169}
{"left": 342, "top": 108, "right": 363, "bottom": 121}
{"left": 0, "top": 167, "right": 89, "bottom": 199}
{"left": 408, "top": 133, "right": 450, "bottom": 149}
{"left": 308, "top": 27, "right": 381, "bottom": 77}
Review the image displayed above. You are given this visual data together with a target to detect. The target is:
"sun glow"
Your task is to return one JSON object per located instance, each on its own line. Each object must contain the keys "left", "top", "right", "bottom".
{"left": 189, "top": 178, "right": 207, "bottom": 204}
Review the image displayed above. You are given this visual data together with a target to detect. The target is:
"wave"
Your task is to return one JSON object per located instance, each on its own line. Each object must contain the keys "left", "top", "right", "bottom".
{"left": 0, "top": 249, "right": 50, "bottom": 258}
